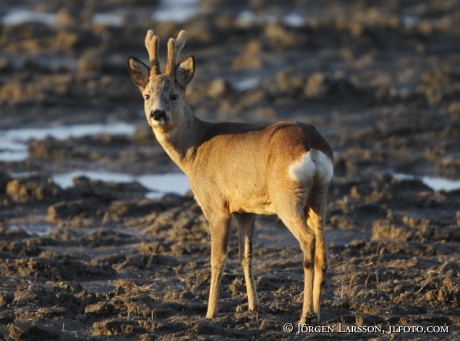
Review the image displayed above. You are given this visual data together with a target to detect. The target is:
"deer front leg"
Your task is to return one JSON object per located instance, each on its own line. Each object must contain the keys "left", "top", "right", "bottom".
{"left": 205, "top": 212, "right": 231, "bottom": 319}
{"left": 235, "top": 213, "right": 259, "bottom": 313}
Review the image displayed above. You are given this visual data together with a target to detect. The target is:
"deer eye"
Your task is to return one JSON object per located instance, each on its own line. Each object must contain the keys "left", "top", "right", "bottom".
{"left": 144, "top": 94, "right": 150, "bottom": 100}
{"left": 170, "top": 94, "right": 178, "bottom": 101}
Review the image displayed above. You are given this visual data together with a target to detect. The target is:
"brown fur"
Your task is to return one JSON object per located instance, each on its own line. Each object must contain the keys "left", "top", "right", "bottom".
{"left": 164, "top": 38, "right": 176, "bottom": 76}
{"left": 145, "top": 30, "right": 160, "bottom": 76}
{"left": 127, "top": 30, "right": 333, "bottom": 323}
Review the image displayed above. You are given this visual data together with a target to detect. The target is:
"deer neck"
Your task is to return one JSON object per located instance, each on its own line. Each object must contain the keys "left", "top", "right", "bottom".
{"left": 152, "top": 105, "right": 205, "bottom": 173}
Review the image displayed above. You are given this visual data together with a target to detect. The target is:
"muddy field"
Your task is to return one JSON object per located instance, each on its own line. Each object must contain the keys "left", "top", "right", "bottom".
{"left": 1, "top": 0, "right": 460, "bottom": 340}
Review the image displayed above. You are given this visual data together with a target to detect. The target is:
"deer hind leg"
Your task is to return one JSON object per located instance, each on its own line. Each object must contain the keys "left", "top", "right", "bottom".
{"left": 306, "top": 185, "right": 329, "bottom": 322}
{"left": 276, "top": 197, "right": 316, "bottom": 324}
{"left": 235, "top": 213, "right": 259, "bottom": 313}
{"left": 205, "top": 212, "right": 231, "bottom": 318}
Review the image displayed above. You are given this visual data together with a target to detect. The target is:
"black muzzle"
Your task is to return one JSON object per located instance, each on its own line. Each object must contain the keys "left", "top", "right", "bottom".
{"left": 150, "top": 110, "right": 167, "bottom": 121}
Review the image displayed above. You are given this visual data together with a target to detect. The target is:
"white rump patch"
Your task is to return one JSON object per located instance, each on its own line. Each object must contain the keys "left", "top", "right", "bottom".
{"left": 288, "top": 150, "right": 333, "bottom": 185}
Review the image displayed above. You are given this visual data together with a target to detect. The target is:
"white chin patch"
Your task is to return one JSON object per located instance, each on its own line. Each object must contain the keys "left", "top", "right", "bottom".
{"left": 151, "top": 118, "right": 165, "bottom": 126}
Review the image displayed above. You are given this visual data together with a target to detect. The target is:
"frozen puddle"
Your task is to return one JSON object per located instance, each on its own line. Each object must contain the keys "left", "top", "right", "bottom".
{"left": 152, "top": 0, "right": 199, "bottom": 23}
{"left": 0, "top": 122, "right": 135, "bottom": 162}
{"left": 236, "top": 9, "right": 305, "bottom": 28}
{"left": 8, "top": 223, "right": 54, "bottom": 237}
{"left": 92, "top": 14, "right": 123, "bottom": 27}
{"left": 52, "top": 171, "right": 190, "bottom": 198}
{"left": 393, "top": 173, "right": 460, "bottom": 192}
{"left": 283, "top": 13, "right": 305, "bottom": 27}
{"left": 233, "top": 78, "right": 260, "bottom": 91}
{"left": 2, "top": 10, "right": 123, "bottom": 27}
{"left": 2, "top": 10, "right": 56, "bottom": 26}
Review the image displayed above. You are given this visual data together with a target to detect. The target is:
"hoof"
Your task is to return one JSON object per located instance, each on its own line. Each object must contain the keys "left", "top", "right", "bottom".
{"left": 206, "top": 312, "right": 216, "bottom": 319}
{"left": 300, "top": 311, "right": 317, "bottom": 324}
{"left": 249, "top": 308, "right": 259, "bottom": 320}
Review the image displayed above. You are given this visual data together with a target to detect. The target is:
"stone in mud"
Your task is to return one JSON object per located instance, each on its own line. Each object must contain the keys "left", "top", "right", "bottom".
{"left": 29, "top": 134, "right": 134, "bottom": 161}
{"left": 264, "top": 22, "right": 302, "bottom": 49}
{"left": 169, "top": 242, "right": 209, "bottom": 256}
{"left": 0, "top": 171, "right": 11, "bottom": 194}
{"left": 66, "top": 176, "right": 148, "bottom": 203}
{"left": 0, "top": 57, "right": 11, "bottom": 72}
{"left": 305, "top": 73, "right": 360, "bottom": 101}
{"left": 93, "top": 318, "right": 144, "bottom": 336}
{"left": 54, "top": 281, "right": 84, "bottom": 293}
{"left": 77, "top": 50, "right": 104, "bottom": 74}
{"left": 113, "top": 253, "right": 178, "bottom": 271}
{"left": 81, "top": 229, "right": 138, "bottom": 248}
{"left": 101, "top": 201, "right": 138, "bottom": 224}
{"left": 36, "top": 306, "right": 67, "bottom": 318}
{"left": 447, "top": 102, "right": 460, "bottom": 119}
{"left": 12, "top": 318, "right": 86, "bottom": 340}
{"left": 0, "top": 290, "right": 14, "bottom": 307}
{"left": 8, "top": 322, "right": 60, "bottom": 341}
{"left": 438, "top": 261, "right": 460, "bottom": 276}
{"left": 46, "top": 198, "right": 104, "bottom": 222}
{"left": 52, "top": 31, "right": 81, "bottom": 51}
{"left": 85, "top": 301, "right": 114, "bottom": 317}
{"left": 354, "top": 314, "right": 386, "bottom": 326}
{"left": 0, "top": 226, "right": 30, "bottom": 241}
{"left": 207, "top": 78, "right": 231, "bottom": 98}
{"left": 125, "top": 300, "right": 155, "bottom": 318}
{"left": 329, "top": 214, "right": 355, "bottom": 229}
{"left": 29, "top": 136, "right": 73, "bottom": 159}
{"left": 138, "top": 241, "right": 172, "bottom": 255}
{"left": 91, "top": 253, "right": 126, "bottom": 269}
{"left": 232, "top": 54, "right": 263, "bottom": 69}
{"left": 277, "top": 71, "right": 305, "bottom": 98}
{"left": 0, "top": 239, "right": 42, "bottom": 256}
{"left": 55, "top": 7, "right": 80, "bottom": 28}
{"left": 130, "top": 124, "right": 157, "bottom": 145}
{"left": 4, "top": 257, "right": 116, "bottom": 281}
{"left": 102, "top": 199, "right": 165, "bottom": 224}
{"left": 305, "top": 72, "right": 327, "bottom": 99}
{"left": 47, "top": 201, "right": 78, "bottom": 221}
{"left": 231, "top": 89, "right": 267, "bottom": 113}
{"left": 67, "top": 177, "right": 115, "bottom": 202}
{"left": 436, "top": 285, "right": 460, "bottom": 304}
{"left": 6, "top": 177, "right": 61, "bottom": 202}
{"left": 139, "top": 333, "right": 157, "bottom": 341}
{"left": 435, "top": 157, "right": 460, "bottom": 178}
{"left": 0, "top": 310, "right": 14, "bottom": 324}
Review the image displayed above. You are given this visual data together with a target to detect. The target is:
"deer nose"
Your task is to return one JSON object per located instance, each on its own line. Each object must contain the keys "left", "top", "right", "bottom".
{"left": 150, "top": 109, "right": 166, "bottom": 121}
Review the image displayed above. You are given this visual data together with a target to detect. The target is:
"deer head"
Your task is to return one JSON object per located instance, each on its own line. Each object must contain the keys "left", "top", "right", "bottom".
{"left": 127, "top": 30, "right": 195, "bottom": 131}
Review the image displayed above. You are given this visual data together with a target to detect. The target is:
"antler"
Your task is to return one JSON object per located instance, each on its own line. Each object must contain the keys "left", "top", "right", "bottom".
{"left": 164, "top": 30, "right": 187, "bottom": 76}
{"left": 145, "top": 30, "right": 160, "bottom": 77}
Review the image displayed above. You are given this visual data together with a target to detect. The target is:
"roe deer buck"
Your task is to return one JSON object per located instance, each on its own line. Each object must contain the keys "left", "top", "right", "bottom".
{"left": 127, "top": 30, "right": 333, "bottom": 323}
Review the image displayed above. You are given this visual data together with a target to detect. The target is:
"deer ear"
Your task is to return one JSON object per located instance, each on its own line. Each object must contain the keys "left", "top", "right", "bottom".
{"left": 176, "top": 55, "right": 195, "bottom": 87}
{"left": 127, "top": 56, "right": 150, "bottom": 90}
